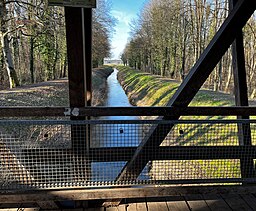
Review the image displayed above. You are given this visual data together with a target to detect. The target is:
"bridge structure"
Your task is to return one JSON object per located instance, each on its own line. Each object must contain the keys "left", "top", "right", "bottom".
{"left": 0, "top": 0, "right": 256, "bottom": 210}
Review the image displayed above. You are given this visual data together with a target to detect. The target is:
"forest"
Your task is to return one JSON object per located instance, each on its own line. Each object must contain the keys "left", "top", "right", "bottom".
{"left": 122, "top": 0, "right": 256, "bottom": 98}
{"left": 0, "top": 0, "right": 115, "bottom": 89}
{"left": 1, "top": 0, "right": 255, "bottom": 97}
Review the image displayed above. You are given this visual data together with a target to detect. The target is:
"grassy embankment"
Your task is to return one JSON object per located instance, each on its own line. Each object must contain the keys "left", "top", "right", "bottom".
{"left": 116, "top": 65, "right": 235, "bottom": 107}
{"left": 92, "top": 67, "right": 113, "bottom": 106}
{"left": 116, "top": 65, "right": 254, "bottom": 181}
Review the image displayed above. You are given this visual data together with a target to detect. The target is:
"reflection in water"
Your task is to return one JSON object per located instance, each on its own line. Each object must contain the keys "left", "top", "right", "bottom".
{"left": 102, "top": 68, "right": 138, "bottom": 119}
{"left": 91, "top": 69, "right": 149, "bottom": 181}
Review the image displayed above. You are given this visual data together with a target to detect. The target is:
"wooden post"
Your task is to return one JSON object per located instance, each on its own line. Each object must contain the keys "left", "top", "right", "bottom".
{"left": 83, "top": 8, "right": 92, "bottom": 107}
{"left": 65, "top": 7, "right": 86, "bottom": 108}
{"left": 65, "top": 7, "right": 92, "bottom": 108}
{"left": 229, "top": 0, "right": 254, "bottom": 179}
{"left": 82, "top": 8, "right": 92, "bottom": 156}
{"left": 65, "top": 7, "right": 92, "bottom": 181}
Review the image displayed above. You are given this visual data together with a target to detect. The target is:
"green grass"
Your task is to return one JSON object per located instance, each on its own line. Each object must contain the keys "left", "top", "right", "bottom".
{"left": 117, "top": 66, "right": 179, "bottom": 106}
{"left": 117, "top": 65, "right": 235, "bottom": 107}
{"left": 116, "top": 65, "right": 253, "bottom": 182}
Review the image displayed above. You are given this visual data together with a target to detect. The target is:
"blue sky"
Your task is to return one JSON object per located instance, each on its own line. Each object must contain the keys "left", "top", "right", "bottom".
{"left": 110, "top": 0, "right": 147, "bottom": 59}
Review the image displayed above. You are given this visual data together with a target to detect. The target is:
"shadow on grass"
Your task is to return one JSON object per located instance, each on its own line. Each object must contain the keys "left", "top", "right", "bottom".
{"left": 152, "top": 85, "right": 179, "bottom": 106}
{"left": 171, "top": 116, "right": 228, "bottom": 146}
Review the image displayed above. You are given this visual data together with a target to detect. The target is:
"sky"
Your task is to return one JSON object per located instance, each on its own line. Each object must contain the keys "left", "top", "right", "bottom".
{"left": 109, "top": 0, "right": 147, "bottom": 59}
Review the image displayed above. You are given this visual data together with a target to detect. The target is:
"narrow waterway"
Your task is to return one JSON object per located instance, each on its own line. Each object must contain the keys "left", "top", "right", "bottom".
{"left": 91, "top": 68, "right": 149, "bottom": 181}
{"left": 97, "top": 68, "right": 139, "bottom": 148}
{"left": 102, "top": 68, "right": 138, "bottom": 119}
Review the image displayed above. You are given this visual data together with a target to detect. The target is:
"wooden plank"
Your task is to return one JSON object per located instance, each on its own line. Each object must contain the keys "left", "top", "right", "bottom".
{"left": 185, "top": 195, "right": 211, "bottom": 210}
{"left": 106, "top": 205, "right": 126, "bottom": 211}
{"left": 0, "top": 209, "right": 39, "bottom": 211}
{"left": 37, "top": 201, "right": 59, "bottom": 209}
{"left": 116, "top": 0, "right": 256, "bottom": 182}
{"left": 2, "top": 106, "right": 256, "bottom": 117}
{"left": 2, "top": 185, "right": 256, "bottom": 203}
{"left": 146, "top": 201, "right": 168, "bottom": 211}
{"left": 165, "top": 196, "right": 190, "bottom": 211}
{"left": 221, "top": 194, "right": 252, "bottom": 211}
{"left": 0, "top": 203, "right": 39, "bottom": 209}
{"left": 22, "top": 209, "right": 40, "bottom": 211}
{"left": 186, "top": 200, "right": 210, "bottom": 210}
{"left": 166, "top": 200, "right": 190, "bottom": 211}
{"left": 239, "top": 194, "right": 256, "bottom": 210}
{"left": 203, "top": 194, "right": 231, "bottom": 211}
{"left": 127, "top": 202, "right": 147, "bottom": 211}
{"left": 85, "top": 208, "right": 104, "bottom": 211}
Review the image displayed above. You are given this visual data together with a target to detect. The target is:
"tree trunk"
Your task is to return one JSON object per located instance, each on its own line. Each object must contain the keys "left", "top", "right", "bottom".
{"left": 218, "top": 58, "right": 222, "bottom": 91}
{"left": 63, "top": 55, "right": 67, "bottom": 77}
{"left": 52, "top": 33, "right": 58, "bottom": 79}
{"left": 225, "top": 57, "right": 233, "bottom": 93}
{"left": 0, "top": 49, "right": 4, "bottom": 83}
{"left": 0, "top": 0, "right": 19, "bottom": 88}
{"left": 29, "top": 37, "right": 35, "bottom": 83}
{"left": 1, "top": 34, "right": 20, "bottom": 88}
{"left": 181, "top": 44, "right": 186, "bottom": 81}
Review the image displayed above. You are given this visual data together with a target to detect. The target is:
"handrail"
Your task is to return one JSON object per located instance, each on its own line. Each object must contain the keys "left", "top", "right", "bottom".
{"left": 0, "top": 106, "right": 256, "bottom": 117}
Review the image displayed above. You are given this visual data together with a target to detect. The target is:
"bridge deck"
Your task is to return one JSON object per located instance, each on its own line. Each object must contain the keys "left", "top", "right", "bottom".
{"left": 1, "top": 193, "right": 256, "bottom": 210}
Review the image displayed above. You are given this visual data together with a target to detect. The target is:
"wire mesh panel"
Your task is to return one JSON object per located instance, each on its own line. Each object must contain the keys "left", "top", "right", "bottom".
{"left": 0, "top": 119, "right": 256, "bottom": 190}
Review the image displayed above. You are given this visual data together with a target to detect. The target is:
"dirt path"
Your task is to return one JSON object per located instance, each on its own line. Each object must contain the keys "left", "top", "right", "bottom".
{"left": 0, "top": 67, "right": 114, "bottom": 107}
{"left": 0, "top": 79, "right": 69, "bottom": 107}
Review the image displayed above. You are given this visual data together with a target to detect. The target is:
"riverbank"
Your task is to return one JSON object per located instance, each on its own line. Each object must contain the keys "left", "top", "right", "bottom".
{"left": 116, "top": 65, "right": 236, "bottom": 107}
{"left": 92, "top": 67, "right": 114, "bottom": 106}
{"left": 115, "top": 65, "right": 254, "bottom": 181}
{"left": 0, "top": 67, "right": 113, "bottom": 107}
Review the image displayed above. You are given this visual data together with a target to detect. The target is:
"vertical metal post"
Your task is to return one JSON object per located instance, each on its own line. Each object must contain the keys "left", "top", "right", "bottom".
{"left": 229, "top": 0, "right": 254, "bottom": 179}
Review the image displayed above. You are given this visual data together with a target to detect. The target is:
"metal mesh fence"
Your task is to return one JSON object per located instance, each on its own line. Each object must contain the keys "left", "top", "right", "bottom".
{"left": 0, "top": 119, "right": 256, "bottom": 190}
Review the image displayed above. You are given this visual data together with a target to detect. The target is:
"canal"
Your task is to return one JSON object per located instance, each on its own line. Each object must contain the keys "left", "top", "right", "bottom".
{"left": 102, "top": 68, "right": 138, "bottom": 119}
{"left": 91, "top": 68, "right": 149, "bottom": 182}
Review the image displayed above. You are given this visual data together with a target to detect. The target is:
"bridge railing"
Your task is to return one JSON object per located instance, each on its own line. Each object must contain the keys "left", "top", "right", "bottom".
{"left": 0, "top": 113, "right": 256, "bottom": 191}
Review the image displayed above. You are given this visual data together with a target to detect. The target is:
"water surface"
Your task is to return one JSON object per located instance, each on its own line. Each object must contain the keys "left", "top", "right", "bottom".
{"left": 91, "top": 68, "right": 148, "bottom": 181}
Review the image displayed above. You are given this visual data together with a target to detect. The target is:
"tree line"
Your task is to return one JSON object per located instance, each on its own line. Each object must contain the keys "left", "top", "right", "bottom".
{"left": 0, "top": 0, "right": 115, "bottom": 89}
{"left": 122, "top": 0, "right": 256, "bottom": 98}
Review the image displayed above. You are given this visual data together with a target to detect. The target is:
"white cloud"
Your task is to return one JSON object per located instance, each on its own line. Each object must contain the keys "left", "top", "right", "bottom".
{"left": 112, "top": 10, "right": 134, "bottom": 26}
{"left": 110, "top": 10, "right": 136, "bottom": 59}
{"left": 111, "top": 36, "right": 128, "bottom": 59}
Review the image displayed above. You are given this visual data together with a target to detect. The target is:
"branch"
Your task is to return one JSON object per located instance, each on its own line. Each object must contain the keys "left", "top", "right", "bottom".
{"left": 2, "top": 24, "right": 25, "bottom": 38}
{"left": 5, "top": 0, "right": 36, "bottom": 7}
